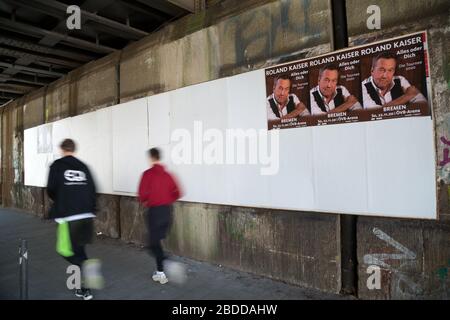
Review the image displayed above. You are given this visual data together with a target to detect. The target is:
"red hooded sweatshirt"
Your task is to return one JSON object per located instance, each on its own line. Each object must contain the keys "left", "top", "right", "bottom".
{"left": 138, "top": 164, "right": 181, "bottom": 207}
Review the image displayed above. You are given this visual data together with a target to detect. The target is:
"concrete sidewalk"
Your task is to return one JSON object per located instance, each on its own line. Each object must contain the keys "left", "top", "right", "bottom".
{"left": 0, "top": 208, "right": 349, "bottom": 300}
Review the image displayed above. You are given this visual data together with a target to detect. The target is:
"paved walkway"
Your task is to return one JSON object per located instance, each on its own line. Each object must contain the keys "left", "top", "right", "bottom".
{"left": 0, "top": 208, "right": 349, "bottom": 300}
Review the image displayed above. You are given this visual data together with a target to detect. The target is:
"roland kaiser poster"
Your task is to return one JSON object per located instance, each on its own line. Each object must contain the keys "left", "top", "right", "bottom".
{"left": 265, "top": 31, "right": 431, "bottom": 130}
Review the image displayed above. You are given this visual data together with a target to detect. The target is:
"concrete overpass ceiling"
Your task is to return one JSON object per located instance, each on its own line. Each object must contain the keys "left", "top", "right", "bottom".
{"left": 0, "top": 0, "right": 192, "bottom": 107}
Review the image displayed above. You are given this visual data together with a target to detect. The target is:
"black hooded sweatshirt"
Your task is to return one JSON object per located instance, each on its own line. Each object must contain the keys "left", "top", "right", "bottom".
{"left": 46, "top": 155, "right": 97, "bottom": 219}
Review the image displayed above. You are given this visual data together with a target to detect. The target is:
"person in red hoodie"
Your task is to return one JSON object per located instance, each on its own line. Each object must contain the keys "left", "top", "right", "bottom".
{"left": 138, "top": 147, "right": 181, "bottom": 284}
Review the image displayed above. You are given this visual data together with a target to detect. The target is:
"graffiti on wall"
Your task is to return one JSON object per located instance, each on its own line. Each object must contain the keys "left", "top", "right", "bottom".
{"left": 439, "top": 136, "right": 450, "bottom": 167}
{"left": 363, "top": 228, "right": 423, "bottom": 298}
{"left": 438, "top": 133, "right": 450, "bottom": 206}
{"left": 223, "top": 0, "right": 321, "bottom": 72}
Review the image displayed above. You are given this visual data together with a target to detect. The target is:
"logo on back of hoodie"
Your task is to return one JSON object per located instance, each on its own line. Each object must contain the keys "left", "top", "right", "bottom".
{"left": 64, "top": 170, "right": 87, "bottom": 185}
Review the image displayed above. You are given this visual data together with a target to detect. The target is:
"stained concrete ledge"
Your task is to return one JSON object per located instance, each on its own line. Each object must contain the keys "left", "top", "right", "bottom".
{"left": 166, "top": 202, "right": 341, "bottom": 294}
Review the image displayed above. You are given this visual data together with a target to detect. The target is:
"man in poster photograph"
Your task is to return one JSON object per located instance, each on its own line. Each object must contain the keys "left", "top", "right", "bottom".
{"left": 362, "top": 52, "right": 428, "bottom": 109}
{"left": 266, "top": 74, "right": 310, "bottom": 121}
{"left": 309, "top": 64, "right": 362, "bottom": 115}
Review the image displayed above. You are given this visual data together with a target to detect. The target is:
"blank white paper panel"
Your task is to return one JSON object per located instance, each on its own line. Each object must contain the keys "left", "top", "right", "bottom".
{"left": 226, "top": 70, "right": 267, "bottom": 130}
{"left": 268, "top": 128, "right": 315, "bottom": 210}
{"left": 147, "top": 92, "right": 171, "bottom": 147}
{"left": 112, "top": 98, "right": 149, "bottom": 194}
{"left": 366, "top": 118, "right": 436, "bottom": 219}
{"left": 312, "top": 123, "right": 369, "bottom": 214}
{"left": 226, "top": 70, "right": 270, "bottom": 207}
{"left": 169, "top": 79, "right": 230, "bottom": 204}
{"left": 168, "top": 86, "right": 200, "bottom": 200}
{"left": 37, "top": 124, "right": 52, "bottom": 153}
{"left": 191, "top": 79, "right": 230, "bottom": 204}
{"left": 70, "top": 108, "right": 113, "bottom": 194}
{"left": 24, "top": 126, "right": 50, "bottom": 187}
{"left": 51, "top": 118, "right": 72, "bottom": 159}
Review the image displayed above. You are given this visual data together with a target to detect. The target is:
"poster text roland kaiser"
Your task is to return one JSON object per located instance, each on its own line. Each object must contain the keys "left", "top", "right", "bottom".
{"left": 264, "top": 31, "right": 431, "bottom": 130}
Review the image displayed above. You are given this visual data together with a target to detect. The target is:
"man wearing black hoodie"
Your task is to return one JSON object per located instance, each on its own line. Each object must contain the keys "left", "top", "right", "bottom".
{"left": 47, "top": 138, "right": 98, "bottom": 300}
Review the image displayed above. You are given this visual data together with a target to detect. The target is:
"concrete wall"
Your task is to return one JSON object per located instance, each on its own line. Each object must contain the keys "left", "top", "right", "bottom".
{"left": 1, "top": 0, "right": 449, "bottom": 298}
{"left": 166, "top": 203, "right": 340, "bottom": 291}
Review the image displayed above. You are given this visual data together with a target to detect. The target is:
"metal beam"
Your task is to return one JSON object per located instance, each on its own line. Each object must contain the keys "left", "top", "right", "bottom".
{"left": 37, "top": 0, "right": 116, "bottom": 47}
{"left": 0, "top": 97, "right": 13, "bottom": 102}
{"left": 0, "top": 17, "right": 116, "bottom": 54}
{"left": 4, "top": 0, "right": 149, "bottom": 39}
{"left": 0, "top": 47, "right": 81, "bottom": 68}
{"left": 137, "top": 0, "right": 188, "bottom": 16}
{"left": 0, "top": 99, "right": 14, "bottom": 107}
{"left": 0, "top": 86, "right": 33, "bottom": 95}
{"left": 0, "top": 35, "right": 95, "bottom": 62}
{"left": 0, "top": 62, "right": 65, "bottom": 77}
{"left": 0, "top": 90, "right": 21, "bottom": 98}
{"left": 117, "top": 0, "right": 168, "bottom": 22}
{"left": 0, "top": 73, "right": 52, "bottom": 86}
{"left": 167, "top": 0, "right": 196, "bottom": 13}
{"left": 329, "top": 0, "right": 357, "bottom": 296}
{"left": 0, "top": 101, "right": 14, "bottom": 108}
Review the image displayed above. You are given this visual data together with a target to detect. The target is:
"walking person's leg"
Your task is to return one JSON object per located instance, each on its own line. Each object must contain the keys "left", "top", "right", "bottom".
{"left": 150, "top": 240, "right": 165, "bottom": 272}
{"left": 68, "top": 219, "right": 96, "bottom": 299}
{"left": 155, "top": 205, "right": 187, "bottom": 284}
{"left": 147, "top": 206, "right": 170, "bottom": 284}
{"left": 64, "top": 243, "right": 87, "bottom": 267}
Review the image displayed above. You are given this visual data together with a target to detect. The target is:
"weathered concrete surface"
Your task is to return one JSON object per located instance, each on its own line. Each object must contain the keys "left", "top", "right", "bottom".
{"left": 69, "top": 53, "right": 120, "bottom": 115}
{"left": 220, "top": 207, "right": 340, "bottom": 293}
{"left": 346, "top": 0, "right": 449, "bottom": 37}
{"left": 22, "top": 91, "right": 46, "bottom": 218}
{"left": 1, "top": 100, "right": 24, "bottom": 209}
{"left": 120, "top": 29, "right": 216, "bottom": 100}
{"left": 45, "top": 77, "right": 70, "bottom": 123}
{"left": 167, "top": 203, "right": 340, "bottom": 293}
{"left": 43, "top": 190, "right": 53, "bottom": 220}
{"left": 1, "top": 102, "right": 14, "bottom": 208}
{"left": 357, "top": 217, "right": 450, "bottom": 299}
{"left": 95, "top": 194, "right": 120, "bottom": 239}
{"left": 21, "top": 186, "right": 44, "bottom": 218}
{"left": 167, "top": 202, "right": 222, "bottom": 262}
{"left": 216, "top": 0, "right": 330, "bottom": 76}
{"left": 120, "top": 0, "right": 330, "bottom": 101}
{"left": 23, "top": 88, "right": 45, "bottom": 130}
{"left": 119, "top": 196, "right": 146, "bottom": 245}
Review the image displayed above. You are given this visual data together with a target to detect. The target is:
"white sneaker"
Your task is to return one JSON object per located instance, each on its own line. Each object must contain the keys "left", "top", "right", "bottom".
{"left": 152, "top": 271, "right": 169, "bottom": 284}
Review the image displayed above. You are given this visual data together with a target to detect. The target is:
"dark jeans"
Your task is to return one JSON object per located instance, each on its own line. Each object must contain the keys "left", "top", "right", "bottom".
{"left": 62, "top": 218, "right": 94, "bottom": 289}
{"left": 62, "top": 218, "right": 94, "bottom": 266}
{"left": 150, "top": 241, "right": 165, "bottom": 272}
{"left": 64, "top": 243, "right": 88, "bottom": 267}
{"left": 145, "top": 206, "right": 173, "bottom": 272}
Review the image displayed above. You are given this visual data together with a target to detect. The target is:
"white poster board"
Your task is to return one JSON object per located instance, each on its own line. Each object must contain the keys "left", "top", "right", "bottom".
{"left": 24, "top": 71, "right": 437, "bottom": 219}
{"left": 112, "top": 98, "right": 149, "bottom": 194}
{"left": 71, "top": 108, "right": 113, "bottom": 194}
